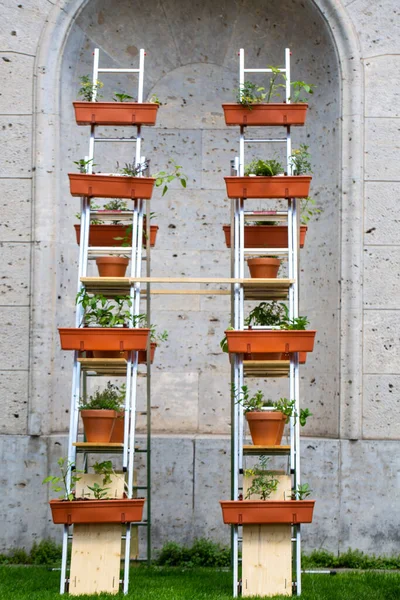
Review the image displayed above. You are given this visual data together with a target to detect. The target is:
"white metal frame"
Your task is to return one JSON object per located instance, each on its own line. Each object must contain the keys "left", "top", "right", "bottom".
{"left": 230, "top": 48, "right": 302, "bottom": 596}
{"left": 61, "top": 48, "right": 149, "bottom": 596}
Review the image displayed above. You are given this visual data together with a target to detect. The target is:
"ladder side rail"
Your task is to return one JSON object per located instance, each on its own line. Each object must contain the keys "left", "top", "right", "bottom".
{"left": 145, "top": 196, "right": 152, "bottom": 564}
{"left": 238, "top": 197, "right": 245, "bottom": 473}
{"left": 124, "top": 523, "right": 132, "bottom": 594}
{"left": 60, "top": 525, "right": 69, "bottom": 594}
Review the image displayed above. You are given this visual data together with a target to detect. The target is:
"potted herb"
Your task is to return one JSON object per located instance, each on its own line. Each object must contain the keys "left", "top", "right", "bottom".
{"left": 44, "top": 458, "right": 145, "bottom": 524}
{"left": 68, "top": 158, "right": 187, "bottom": 200}
{"left": 222, "top": 69, "right": 314, "bottom": 126}
{"left": 58, "top": 291, "right": 150, "bottom": 352}
{"left": 79, "top": 381, "right": 125, "bottom": 443}
{"left": 224, "top": 147, "right": 312, "bottom": 198}
{"left": 234, "top": 385, "right": 312, "bottom": 446}
{"left": 220, "top": 457, "right": 315, "bottom": 525}
{"left": 73, "top": 75, "right": 160, "bottom": 126}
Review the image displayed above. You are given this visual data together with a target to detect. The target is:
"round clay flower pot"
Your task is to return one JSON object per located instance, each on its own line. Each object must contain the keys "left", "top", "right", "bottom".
{"left": 245, "top": 411, "right": 287, "bottom": 445}
{"left": 81, "top": 409, "right": 119, "bottom": 443}
{"left": 96, "top": 257, "right": 129, "bottom": 277}
{"left": 247, "top": 257, "right": 281, "bottom": 278}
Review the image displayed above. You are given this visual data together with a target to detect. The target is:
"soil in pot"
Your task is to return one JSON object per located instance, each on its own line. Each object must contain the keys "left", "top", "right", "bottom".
{"left": 96, "top": 257, "right": 129, "bottom": 277}
{"left": 247, "top": 257, "right": 281, "bottom": 278}
{"left": 246, "top": 411, "right": 286, "bottom": 445}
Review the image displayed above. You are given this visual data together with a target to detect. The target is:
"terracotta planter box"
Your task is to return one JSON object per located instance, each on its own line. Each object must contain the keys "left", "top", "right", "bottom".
{"left": 73, "top": 102, "right": 159, "bottom": 126}
{"left": 224, "top": 176, "right": 312, "bottom": 199}
{"left": 59, "top": 328, "right": 150, "bottom": 352}
{"left": 220, "top": 500, "right": 315, "bottom": 525}
{"left": 92, "top": 342, "right": 157, "bottom": 364}
{"left": 246, "top": 411, "right": 286, "bottom": 445}
{"left": 223, "top": 225, "right": 307, "bottom": 249}
{"left": 225, "top": 329, "right": 316, "bottom": 354}
{"left": 49, "top": 498, "right": 145, "bottom": 525}
{"left": 68, "top": 174, "right": 155, "bottom": 199}
{"left": 243, "top": 351, "right": 307, "bottom": 364}
{"left": 222, "top": 103, "right": 308, "bottom": 126}
{"left": 74, "top": 224, "right": 159, "bottom": 248}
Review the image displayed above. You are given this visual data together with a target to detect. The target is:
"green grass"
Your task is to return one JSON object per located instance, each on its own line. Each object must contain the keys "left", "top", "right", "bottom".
{"left": 0, "top": 566, "right": 400, "bottom": 599}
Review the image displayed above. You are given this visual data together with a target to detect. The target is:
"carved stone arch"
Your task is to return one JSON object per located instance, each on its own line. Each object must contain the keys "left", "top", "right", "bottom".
{"left": 30, "top": 0, "right": 363, "bottom": 448}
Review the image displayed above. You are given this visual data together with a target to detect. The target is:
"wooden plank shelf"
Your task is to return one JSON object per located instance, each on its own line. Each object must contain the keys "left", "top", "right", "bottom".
{"left": 243, "top": 360, "right": 290, "bottom": 378}
{"left": 80, "top": 277, "right": 293, "bottom": 300}
{"left": 73, "top": 442, "right": 145, "bottom": 454}
{"left": 78, "top": 358, "right": 127, "bottom": 375}
{"left": 243, "top": 445, "right": 290, "bottom": 456}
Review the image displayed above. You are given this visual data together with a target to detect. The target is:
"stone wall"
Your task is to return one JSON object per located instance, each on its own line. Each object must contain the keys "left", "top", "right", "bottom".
{"left": 0, "top": 0, "right": 399, "bottom": 555}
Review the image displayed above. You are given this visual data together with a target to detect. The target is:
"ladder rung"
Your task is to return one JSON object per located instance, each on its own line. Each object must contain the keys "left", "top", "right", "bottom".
{"left": 244, "top": 68, "right": 287, "bottom": 73}
{"left": 94, "top": 138, "right": 137, "bottom": 142}
{"left": 244, "top": 138, "right": 286, "bottom": 143}
{"left": 243, "top": 248, "right": 289, "bottom": 254}
{"left": 98, "top": 68, "right": 140, "bottom": 73}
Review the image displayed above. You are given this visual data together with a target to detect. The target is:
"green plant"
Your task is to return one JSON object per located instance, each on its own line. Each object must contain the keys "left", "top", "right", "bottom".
{"left": 234, "top": 386, "right": 312, "bottom": 426}
{"left": 93, "top": 460, "right": 114, "bottom": 485}
{"left": 156, "top": 539, "right": 231, "bottom": 568}
{"left": 290, "top": 144, "right": 312, "bottom": 175}
{"left": 236, "top": 81, "right": 267, "bottom": 107}
{"left": 149, "top": 93, "right": 161, "bottom": 105}
{"left": 301, "top": 196, "right": 321, "bottom": 225}
{"left": 80, "top": 382, "right": 124, "bottom": 412}
{"left": 113, "top": 92, "right": 134, "bottom": 102}
{"left": 153, "top": 159, "right": 188, "bottom": 197}
{"left": 236, "top": 70, "right": 314, "bottom": 105}
{"left": 281, "top": 315, "right": 310, "bottom": 330}
{"left": 103, "top": 199, "right": 128, "bottom": 211}
{"left": 244, "top": 158, "right": 284, "bottom": 176}
{"left": 78, "top": 75, "right": 103, "bottom": 102}
{"left": 292, "top": 483, "right": 312, "bottom": 500}
{"left": 42, "top": 457, "right": 81, "bottom": 501}
{"left": 245, "top": 301, "right": 288, "bottom": 327}
{"left": 289, "top": 80, "right": 315, "bottom": 103}
{"left": 87, "top": 482, "right": 110, "bottom": 500}
{"left": 244, "top": 456, "right": 279, "bottom": 500}
{"left": 76, "top": 290, "right": 140, "bottom": 327}
{"left": 74, "top": 157, "right": 96, "bottom": 173}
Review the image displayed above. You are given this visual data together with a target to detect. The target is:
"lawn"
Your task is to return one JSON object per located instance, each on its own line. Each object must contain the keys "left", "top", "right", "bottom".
{"left": 0, "top": 566, "right": 399, "bottom": 599}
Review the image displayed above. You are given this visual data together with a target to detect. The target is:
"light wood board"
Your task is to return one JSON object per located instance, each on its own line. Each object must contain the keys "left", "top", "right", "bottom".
{"left": 69, "top": 474, "right": 125, "bottom": 595}
{"left": 242, "top": 473, "right": 292, "bottom": 597}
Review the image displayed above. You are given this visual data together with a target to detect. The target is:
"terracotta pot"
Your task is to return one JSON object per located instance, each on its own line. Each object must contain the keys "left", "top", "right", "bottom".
{"left": 109, "top": 411, "right": 125, "bottom": 443}
{"left": 242, "top": 352, "right": 282, "bottom": 360}
{"left": 223, "top": 225, "right": 307, "bottom": 249}
{"left": 225, "top": 329, "right": 316, "bottom": 354}
{"left": 80, "top": 409, "right": 121, "bottom": 443}
{"left": 246, "top": 411, "right": 286, "bottom": 445}
{"left": 58, "top": 328, "right": 150, "bottom": 352}
{"left": 95, "top": 257, "right": 129, "bottom": 277}
{"left": 68, "top": 174, "right": 155, "bottom": 199}
{"left": 73, "top": 102, "right": 159, "bottom": 126}
{"left": 247, "top": 257, "right": 281, "bottom": 278}
{"left": 222, "top": 103, "right": 308, "bottom": 126}
{"left": 224, "top": 176, "right": 312, "bottom": 199}
{"left": 74, "top": 224, "right": 159, "bottom": 248}
{"left": 49, "top": 498, "right": 145, "bottom": 525}
{"left": 92, "top": 342, "right": 156, "bottom": 364}
{"left": 220, "top": 500, "right": 315, "bottom": 525}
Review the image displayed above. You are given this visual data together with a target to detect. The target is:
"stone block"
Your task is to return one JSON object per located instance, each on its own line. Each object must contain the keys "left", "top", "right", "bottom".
{"left": 345, "top": 1, "right": 400, "bottom": 56}
{"left": 0, "top": 53, "right": 34, "bottom": 114}
{"left": 364, "top": 247, "right": 400, "bottom": 309}
{"left": 0, "top": 0, "right": 53, "bottom": 55}
{"left": 365, "top": 118, "right": 400, "bottom": 181}
{"left": 0, "top": 116, "right": 32, "bottom": 177}
{"left": 365, "top": 56, "right": 400, "bottom": 118}
{"left": 0, "top": 434, "right": 49, "bottom": 551}
{"left": 198, "top": 371, "right": 231, "bottom": 434}
{"left": 193, "top": 436, "right": 230, "bottom": 543}
{"left": 0, "top": 243, "right": 30, "bottom": 305}
{"left": 364, "top": 310, "right": 400, "bottom": 374}
{"left": 0, "top": 179, "right": 32, "bottom": 242}
{"left": 201, "top": 129, "right": 238, "bottom": 189}
{"left": 0, "top": 371, "right": 28, "bottom": 435}
{"left": 339, "top": 439, "right": 400, "bottom": 554}
{"left": 364, "top": 182, "right": 400, "bottom": 246}
{"left": 363, "top": 375, "right": 400, "bottom": 440}
{"left": 0, "top": 307, "right": 29, "bottom": 369}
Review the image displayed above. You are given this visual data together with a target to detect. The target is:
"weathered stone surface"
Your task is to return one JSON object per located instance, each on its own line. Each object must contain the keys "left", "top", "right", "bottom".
{"left": 0, "top": 179, "right": 32, "bottom": 242}
{"left": 0, "top": 116, "right": 32, "bottom": 177}
{"left": 0, "top": 53, "right": 34, "bottom": 114}
{"left": 0, "top": 0, "right": 53, "bottom": 55}
{"left": 364, "top": 310, "right": 400, "bottom": 374}
{"left": 198, "top": 370, "right": 231, "bottom": 434}
{"left": 0, "top": 307, "right": 29, "bottom": 369}
{"left": 365, "top": 55, "right": 400, "bottom": 118}
{"left": 0, "top": 371, "right": 28, "bottom": 434}
{"left": 364, "top": 182, "right": 400, "bottom": 246}
{"left": 364, "top": 247, "right": 400, "bottom": 309}
{"left": 0, "top": 434, "right": 49, "bottom": 551}
{"left": 339, "top": 439, "right": 400, "bottom": 554}
{"left": 363, "top": 375, "right": 400, "bottom": 440}
{"left": 345, "top": 0, "right": 400, "bottom": 56}
{"left": 365, "top": 118, "right": 400, "bottom": 181}
{"left": 0, "top": 242, "right": 30, "bottom": 304}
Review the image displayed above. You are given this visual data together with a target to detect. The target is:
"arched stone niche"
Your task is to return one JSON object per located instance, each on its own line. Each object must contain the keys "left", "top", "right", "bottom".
{"left": 31, "top": 0, "right": 363, "bottom": 549}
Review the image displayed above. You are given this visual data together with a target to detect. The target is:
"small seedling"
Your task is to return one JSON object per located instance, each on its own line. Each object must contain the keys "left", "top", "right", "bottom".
{"left": 74, "top": 158, "right": 96, "bottom": 174}
{"left": 291, "top": 483, "right": 312, "bottom": 500}
{"left": 42, "top": 457, "right": 82, "bottom": 501}
{"left": 78, "top": 75, "right": 103, "bottom": 102}
{"left": 245, "top": 456, "right": 279, "bottom": 500}
{"left": 113, "top": 92, "right": 134, "bottom": 102}
{"left": 87, "top": 482, "right": 110, "bottom": 500}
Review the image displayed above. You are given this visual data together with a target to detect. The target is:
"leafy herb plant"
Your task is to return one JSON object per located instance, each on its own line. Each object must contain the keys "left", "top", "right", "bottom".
{"left": 244, "top": 158, "right": 284, "bottom": 176}
{"left": 78, "top": 75, "right": 103, "bottom": 102}
{"left": 113, "top": 92, "right": 134, "bottom": 102}
{"left": 79, "top": 381, "right": 124, "bottom": 411}
{"left": 244, "top": 456, "right": 279, "bottom": 500}
{"left": 42, "top": 457, "right": 81, "bottom": 501}
{"left": 290, "top": 144, "right": 312, "bottom": 175}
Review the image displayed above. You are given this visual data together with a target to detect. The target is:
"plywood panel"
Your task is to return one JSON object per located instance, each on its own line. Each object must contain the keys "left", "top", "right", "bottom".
{"left": 242, "top": 473, "right": 292, "bottom": 597}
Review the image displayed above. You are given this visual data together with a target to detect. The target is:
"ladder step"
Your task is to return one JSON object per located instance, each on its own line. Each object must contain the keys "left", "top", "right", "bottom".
{"left": 243, "top": 445, "right": 291, "bottom": 456}
{"left": 98, "top": 68, "right": 140, "bottom": 73}
{"left": 94, "top": 138, "right": 137, "bottom": 142}
{"left": 244, "top": 138, "right": 286, "bottom": 143}
{"left": 243, "top": 248, "right": 289, "bottom": 254}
